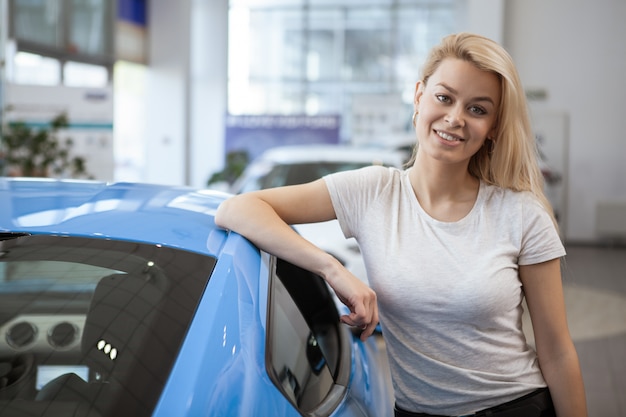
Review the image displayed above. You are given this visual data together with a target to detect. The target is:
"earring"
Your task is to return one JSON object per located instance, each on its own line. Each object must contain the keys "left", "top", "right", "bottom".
{"left": 412, "top": 111, "right": 418, "bottom": 128}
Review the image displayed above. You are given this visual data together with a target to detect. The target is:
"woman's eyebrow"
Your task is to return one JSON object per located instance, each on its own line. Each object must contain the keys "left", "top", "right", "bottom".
{"left": 437, "top": 83, "right": 496, "bottom": 105}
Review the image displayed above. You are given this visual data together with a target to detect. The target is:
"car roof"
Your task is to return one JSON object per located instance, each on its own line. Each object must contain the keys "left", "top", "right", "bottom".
{"left": 254, "top": 144, "right": 405, "bottom": 166}
{"left": 0, "top": 177, "right": 230, "bottom": 256}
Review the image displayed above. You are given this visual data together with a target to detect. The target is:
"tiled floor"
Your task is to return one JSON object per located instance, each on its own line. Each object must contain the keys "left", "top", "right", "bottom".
{"left": 375, "top": 244, "right": 626, "bottom": 417}
{"left": 561, "top": 244, "right": 626, "bottom": 417}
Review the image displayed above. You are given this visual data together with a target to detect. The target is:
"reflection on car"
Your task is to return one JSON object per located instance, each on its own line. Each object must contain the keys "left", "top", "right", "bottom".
{"left": 231, "top": 144, "right": 405, "bottom": 284}
{"left": 0, "top": 177, "right": 392, "bottom": 417}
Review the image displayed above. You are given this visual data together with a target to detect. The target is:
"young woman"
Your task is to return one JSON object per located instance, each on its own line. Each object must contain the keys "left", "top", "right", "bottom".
{"left": 216, "top": 33, "right": 587, "bottom": 417}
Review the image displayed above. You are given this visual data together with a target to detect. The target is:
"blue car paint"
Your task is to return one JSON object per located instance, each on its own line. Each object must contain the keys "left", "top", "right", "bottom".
{"left": 347, "top": 334, "right": 390, "bottom": 416}
{"left": 154, "top": 233, "right": 300, "bottom": 416}
{"left": 0, "top": 179, "right": 225, "bottom": 255}
{"left": 0, "top": 178, "right": 393, "bottom": 416}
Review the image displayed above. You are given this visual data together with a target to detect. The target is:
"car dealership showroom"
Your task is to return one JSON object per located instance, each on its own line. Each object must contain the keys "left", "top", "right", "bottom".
{"left": 0, "top": 0, "right": 624, "bottom": 416}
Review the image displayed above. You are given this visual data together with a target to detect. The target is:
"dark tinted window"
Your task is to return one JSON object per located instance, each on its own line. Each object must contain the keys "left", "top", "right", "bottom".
{"left": 281, "top": 162, "right": 370, "bottom": 186}
{"left": 239, "top": 161, "right": 372, "bottom": 192}
{"left": 265, "top": 257, "right": 350, "bottom": 415}
{"left": 0, "top": 234, "right": 216, "bottom": 417}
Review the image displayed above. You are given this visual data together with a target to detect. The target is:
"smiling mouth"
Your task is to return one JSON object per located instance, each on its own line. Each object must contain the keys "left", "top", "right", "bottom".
{"left": 436, "top": 130, "right": 464, "bottom": 142}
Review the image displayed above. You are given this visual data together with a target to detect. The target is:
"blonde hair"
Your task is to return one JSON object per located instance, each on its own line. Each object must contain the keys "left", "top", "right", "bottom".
{"left": 411, "top": 32, "right": 557, "bottom": 226}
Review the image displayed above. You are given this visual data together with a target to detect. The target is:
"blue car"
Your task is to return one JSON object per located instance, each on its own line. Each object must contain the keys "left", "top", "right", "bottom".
{"left": 0, "top": 178, "right": 392, "bottom": 417}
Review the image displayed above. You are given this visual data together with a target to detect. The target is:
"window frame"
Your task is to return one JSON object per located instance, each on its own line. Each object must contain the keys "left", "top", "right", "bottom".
{"left": 8, "top": 0, "right": 115, "bottom": 83}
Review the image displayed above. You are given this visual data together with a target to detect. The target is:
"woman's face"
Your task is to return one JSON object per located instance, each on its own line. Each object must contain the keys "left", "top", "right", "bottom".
{"left": 414, "top": 58, "right": 501, "bottom": 167}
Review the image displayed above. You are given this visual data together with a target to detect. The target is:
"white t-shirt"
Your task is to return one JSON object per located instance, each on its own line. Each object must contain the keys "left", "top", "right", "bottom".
{"left": 324, "top": 165, "right": 565, "bottom": 415}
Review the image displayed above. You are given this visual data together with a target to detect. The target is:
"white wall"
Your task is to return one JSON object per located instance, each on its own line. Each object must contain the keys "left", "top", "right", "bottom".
{"left": 189, "top": 0, "right": 228, "bottom": 189}
{"left": 504, "top": 0, "right": 626, "bottom": 242}
{"left": 144, "top": 0, "right": 191, "bottom": 185}
{"left": 143, "top": 0, "right": 228, "bottom": 188}
{"left": 461, "top": 0, "right": 505, "bottom": 43}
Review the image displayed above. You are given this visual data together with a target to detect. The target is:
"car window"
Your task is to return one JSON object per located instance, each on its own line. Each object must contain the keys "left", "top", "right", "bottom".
{"left": 283, "top": 163, "right": 367, "bottom": 186}
{"left": 239, "top": 161, "right": 374, "bottom": 193}
{"left": 0, "top": 234, "right": 216, "bottom": 417}
{"left": 265, "top": 257, "right": 350, "bottom": 415}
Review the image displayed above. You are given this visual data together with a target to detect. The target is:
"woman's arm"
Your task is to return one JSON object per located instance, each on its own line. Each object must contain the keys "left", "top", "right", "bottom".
{"left": 520, "top": 259, "right": 587, "bottom": 417}
{"left": 215, "top": 179, "right": 378, "bottom": 339}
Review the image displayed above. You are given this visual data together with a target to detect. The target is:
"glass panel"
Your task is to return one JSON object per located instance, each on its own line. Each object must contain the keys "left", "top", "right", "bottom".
{"left": 69, "top": 0, "right": 114, "bottom": 58}
{"left": 428, "top": 6, "right": 460, "bottom": 40}
{"left": 64, "top": 61, "right": 109, "bottom": 87}
{"left": 230, "top": 0, "right": 303, "bottom": 6}
{"left": 306, "top": 85, "right": 344, "bottom": 114}
{"left": 230, "top": 81, "right": 305, "bottom": 115}
{"left": 12, "top": 52, "right": 61, "bottom": 86}
{"left": 309, "top": 81, "right": 390, "bottom": 138}
{"left": 308, "top": 9, "right": 343, "bottom": 81}
{"left": 11, "top": 0, "right": 64, "bottom": 48}
{"left": 395, "top": 7, "right": 431, "bottom": 79}
{"left": 227, "top": 0, "right": 460, "bottom": 138}
{"left": 394, "top": 6, "right": 458, "bottom": 98}
{"left": 248, "top": 9, "right": 304, "bottom": 81}
{"left": 266, "top": 257, "right": 343, "bottom": 413}
{"left": 113, "top": 61, "right": 149, "bottom": 182}
{"left": 343, "top": 8, "right": 392, "bottom": 82}
{"left": 310, "top": 0, "right": 393, "bottom": 4}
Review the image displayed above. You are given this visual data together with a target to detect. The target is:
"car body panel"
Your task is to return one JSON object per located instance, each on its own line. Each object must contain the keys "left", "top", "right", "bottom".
{"left": 0, "top": 177, "right": 392, "bottom": 417}
{"left": 154, "top": 234, "right": 298, "bottom": 417}
{"left": 0, "top": 178, "right": 228, "bottom": 255}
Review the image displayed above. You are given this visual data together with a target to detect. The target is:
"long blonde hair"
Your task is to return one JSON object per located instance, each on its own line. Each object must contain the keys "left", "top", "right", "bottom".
{"left": 411, "top": 32, "right": 557, "bottom": 226}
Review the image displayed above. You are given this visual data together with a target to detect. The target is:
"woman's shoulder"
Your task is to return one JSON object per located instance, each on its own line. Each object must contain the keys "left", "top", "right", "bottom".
{"left": 326, "top": 164, "right": 405, "bottom": 185}
{"left": 362, "top": 164, "right": 405, "bottom": 179}
{"left": 324, "top": 165, "right": 406, "bottom": 203}
{"left": 481, "top": 183, "right": 549, "bottom": 219}
{"left": 482, "top": 182, "right": 538, "bottom": 203}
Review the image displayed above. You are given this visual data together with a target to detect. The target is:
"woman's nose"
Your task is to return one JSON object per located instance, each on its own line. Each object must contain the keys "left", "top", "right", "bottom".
{"left": 445, "top": 105, "right": 465, "bottom": 128}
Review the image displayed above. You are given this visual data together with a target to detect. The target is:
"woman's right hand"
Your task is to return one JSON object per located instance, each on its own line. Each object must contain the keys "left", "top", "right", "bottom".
{"left": 323, "top": 260, "right": 379, "bottom": 341}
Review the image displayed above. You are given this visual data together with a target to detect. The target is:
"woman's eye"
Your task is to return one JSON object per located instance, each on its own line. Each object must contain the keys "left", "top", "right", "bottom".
{"left": 469, "top": 105, "right": 487, "bottom": 115}
{"left": 436, "top": 94, "right": 450, "bottom": 104}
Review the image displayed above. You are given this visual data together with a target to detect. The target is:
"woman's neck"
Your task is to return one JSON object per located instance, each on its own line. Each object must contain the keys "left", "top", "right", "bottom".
{"left": 408, "top": 154, "right": 480, "bottom": 222}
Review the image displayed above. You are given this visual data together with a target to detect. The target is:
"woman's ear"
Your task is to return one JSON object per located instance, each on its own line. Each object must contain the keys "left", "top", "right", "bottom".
{"left": 414, "top": 81, "right": 424, "bottom": 111}
{"left": 488, "top": 125, "right": 498, "bottom": 141}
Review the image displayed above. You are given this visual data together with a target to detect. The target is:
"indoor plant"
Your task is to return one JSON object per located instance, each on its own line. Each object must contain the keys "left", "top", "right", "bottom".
{"left": 1, "top": 112, "right": 91, "bottom": 178}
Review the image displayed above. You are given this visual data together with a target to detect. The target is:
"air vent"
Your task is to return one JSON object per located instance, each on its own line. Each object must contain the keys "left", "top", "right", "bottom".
{"left": 48, "top": 322, "right": 79, "bottom": 348}
{"left": 6, "top": 322, "right": 37, "bottom": 349}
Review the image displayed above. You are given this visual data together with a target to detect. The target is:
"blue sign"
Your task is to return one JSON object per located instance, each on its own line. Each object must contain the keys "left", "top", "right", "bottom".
{"left": 224, "top": 115, "right": 341, "bottom": 161}
{"left": 118, "top": 0, "right": 146, "bottom": 26}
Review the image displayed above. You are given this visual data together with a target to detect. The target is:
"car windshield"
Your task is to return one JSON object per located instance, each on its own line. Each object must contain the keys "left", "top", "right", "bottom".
{"left": 239, "top": 161, "right": 373, "bottom": 193}
{"left": 0, "top": 234, "right": 216, "bottom": 417}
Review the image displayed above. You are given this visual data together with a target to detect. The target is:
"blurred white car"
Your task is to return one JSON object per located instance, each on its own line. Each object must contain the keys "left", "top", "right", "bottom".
{"left": 231, "top": 144, "right": 405, "bottom": 284}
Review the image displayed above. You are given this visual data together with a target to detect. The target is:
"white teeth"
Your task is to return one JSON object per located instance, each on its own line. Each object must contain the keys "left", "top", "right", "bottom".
{"left": 437, "top": 131, "right": 461, "bottom": 141}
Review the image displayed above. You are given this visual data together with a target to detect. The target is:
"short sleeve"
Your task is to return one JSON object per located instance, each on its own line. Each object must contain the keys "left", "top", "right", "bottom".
{"left": 519, "top": 195, "right": 566, "bottom": 265}
{"left": 323, "top": 165, "right": 393, "bottom": 240}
